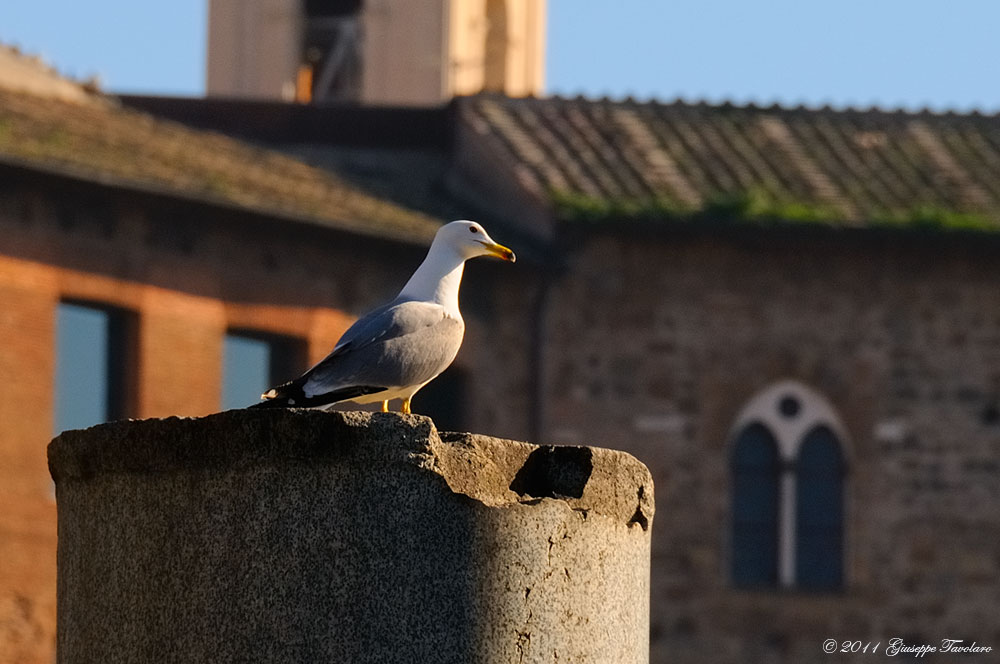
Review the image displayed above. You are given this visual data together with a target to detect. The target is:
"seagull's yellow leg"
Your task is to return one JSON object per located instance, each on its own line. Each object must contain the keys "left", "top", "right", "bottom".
{"left": 381, "top": 400, "right": 389, "bottom": 413}
{"left": 401, "top": 398, "right": 411, "bottom": 415}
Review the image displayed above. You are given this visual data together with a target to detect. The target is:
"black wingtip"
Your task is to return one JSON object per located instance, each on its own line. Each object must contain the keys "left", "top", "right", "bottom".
{"left": 245, "top": 384, "right": 388, "bottom": 410}
{"left": 246, "top": 381, "right": 305, "bottom": 409}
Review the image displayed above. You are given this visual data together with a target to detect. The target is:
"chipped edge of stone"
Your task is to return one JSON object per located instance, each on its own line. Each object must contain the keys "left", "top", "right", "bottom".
{"left": 428, "top": 431, "right": 654, "bottom": 531}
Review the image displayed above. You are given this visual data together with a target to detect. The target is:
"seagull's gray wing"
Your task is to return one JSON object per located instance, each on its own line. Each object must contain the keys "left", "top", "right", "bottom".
{"left": 300, "top": 298, "right": 464, "bottom": 400}
{"left": 323, "top": 298, "right": 419, "bottom": 358}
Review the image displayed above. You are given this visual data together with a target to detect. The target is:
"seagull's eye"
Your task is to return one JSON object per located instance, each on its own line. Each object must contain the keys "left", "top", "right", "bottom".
{"left": 469, "top": 226, "right": 479, "bottom": 234}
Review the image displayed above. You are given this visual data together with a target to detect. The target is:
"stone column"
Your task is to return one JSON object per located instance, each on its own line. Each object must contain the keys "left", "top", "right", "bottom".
{"left": 49, "top": 410, "right": 654, "bottom": 663}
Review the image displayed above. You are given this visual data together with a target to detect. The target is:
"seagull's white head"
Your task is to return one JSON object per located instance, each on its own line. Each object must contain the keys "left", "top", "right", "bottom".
{"left": 434, "top": 220, "right": 516, "bottom": 263}
{"left": 400, "top": 220, "right": 515, "bottom": 310}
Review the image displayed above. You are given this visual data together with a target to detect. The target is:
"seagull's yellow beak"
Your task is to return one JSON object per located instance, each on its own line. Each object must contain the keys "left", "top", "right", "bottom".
{"left": 479, "top": 240, "right": 516, "bottom": 262}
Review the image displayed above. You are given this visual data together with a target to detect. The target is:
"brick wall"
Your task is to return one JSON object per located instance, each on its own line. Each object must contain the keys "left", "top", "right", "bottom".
{"left": 0, "top": 175, "right": 438, "bottom": 664}
{"left": 0, "top": 256, "right": 58, "bottom": 664}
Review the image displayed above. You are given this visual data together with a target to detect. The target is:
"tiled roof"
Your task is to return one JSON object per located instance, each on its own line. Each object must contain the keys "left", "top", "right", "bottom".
{"left": 0, "top": 84, "right": 440, "bottom": 244}
{"left": 116, "top": 95, "right": 555, "bottom": 262}
{"left": 118, "top": 95, "right": 488, "bottom": 225}
{"left": 458, "top": 95, "right": 1000, "bottom": 230}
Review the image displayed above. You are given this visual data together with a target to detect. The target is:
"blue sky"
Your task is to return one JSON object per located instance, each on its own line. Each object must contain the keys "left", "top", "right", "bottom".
{"left": 4, "top": 0, "right": 1000, "bottom": 112}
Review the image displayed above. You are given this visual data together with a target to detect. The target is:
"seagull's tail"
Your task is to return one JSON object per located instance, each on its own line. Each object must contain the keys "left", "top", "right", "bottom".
{"left": 246, "top": 396, "right": 290, "bottom": 409}
{"left": 248, "top": 381, "right": 387, "bottom": 409}
{"left": 247, "top": 379, "right": 307, "bottom": 409}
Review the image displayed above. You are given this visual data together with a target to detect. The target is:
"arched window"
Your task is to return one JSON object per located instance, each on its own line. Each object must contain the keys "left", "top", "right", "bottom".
{"left": 730, "top": 423, "right": 780, "bottom": 588}
{"left": 795, "top": 425, "right": 845, "bottom": 589}
{"left": 728, "top": 381, "right": 849, "bottom": 591}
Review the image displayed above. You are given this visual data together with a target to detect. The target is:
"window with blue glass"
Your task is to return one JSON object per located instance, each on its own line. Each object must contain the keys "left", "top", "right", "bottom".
{"left": 54, "top": 302, "right": 133, "bottom": 434}
{"left": 730, "top": 422, "right": 781, "bottom": 588}
{"left": 222, "top": 331, "right": 303, "bottom": 410}
{"left": 795, "top": 425, "right": 845, "bottom": 590}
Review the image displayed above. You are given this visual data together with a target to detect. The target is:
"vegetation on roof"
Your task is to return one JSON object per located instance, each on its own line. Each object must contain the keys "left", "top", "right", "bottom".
{"left": 868, "top": 205, "right": 998, "bottom": 232}
{"left": 551, "top": 188, "right": 1000, "bottom": 232}
{"left": 464, "top": 95, "right": 1000, "bottom": 234}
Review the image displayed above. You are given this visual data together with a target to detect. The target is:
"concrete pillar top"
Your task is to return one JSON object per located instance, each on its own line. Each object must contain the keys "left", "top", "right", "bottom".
{"left": 49, "top": 409, "right": 654, "bottom": 529}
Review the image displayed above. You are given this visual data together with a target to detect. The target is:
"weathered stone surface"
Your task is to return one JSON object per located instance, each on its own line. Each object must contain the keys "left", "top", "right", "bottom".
{"left": 49, "top": 409, "right": 653, "bottom": 663}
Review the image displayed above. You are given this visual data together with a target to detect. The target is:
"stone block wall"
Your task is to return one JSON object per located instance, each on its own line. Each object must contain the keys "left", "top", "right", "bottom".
{"left": 537, "top": 229, "right": 1000, "bottom": 663}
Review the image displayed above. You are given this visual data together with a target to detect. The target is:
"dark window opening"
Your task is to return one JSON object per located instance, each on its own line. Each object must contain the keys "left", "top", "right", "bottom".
{"left": 778, "top": 395, "right": 801, "bottom": 418}
{"left": 304, "top": 0, "right": 362, "bottom": 16}
{"left": 298, "top": 0, "right": 363, "bottom": 103}
{"left": 413, "top": 366, "right": 468, "bottom": 433}
{"left": 223, "top": 331, "right": 305, "bottom": 410}
{"left": 795, "top": 425, "right": 845, "bottom": 590}
{"left": 730, "top": 422, "right": 781, "bottom": 588}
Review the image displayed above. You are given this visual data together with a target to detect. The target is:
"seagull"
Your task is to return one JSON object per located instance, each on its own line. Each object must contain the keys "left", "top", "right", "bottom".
{"left": 250, "top": 220, "right": 515, "bottom": 414}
